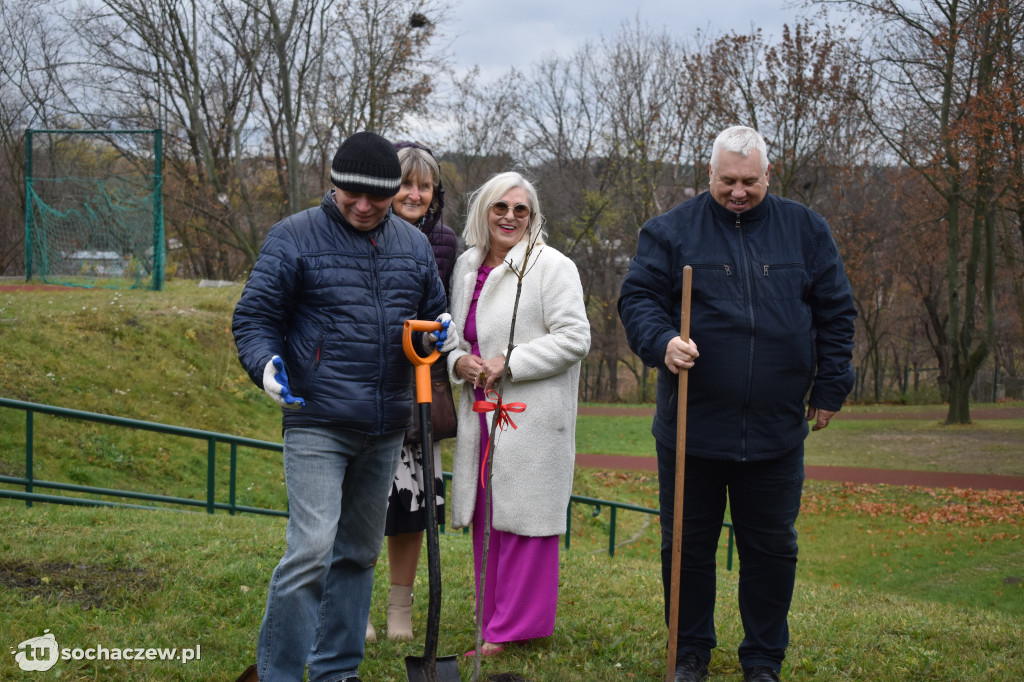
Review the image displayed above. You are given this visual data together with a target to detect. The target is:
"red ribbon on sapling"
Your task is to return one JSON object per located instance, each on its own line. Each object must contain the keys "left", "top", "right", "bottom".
{"left": 472, "top": 388, "right": 527, "bottom": 489}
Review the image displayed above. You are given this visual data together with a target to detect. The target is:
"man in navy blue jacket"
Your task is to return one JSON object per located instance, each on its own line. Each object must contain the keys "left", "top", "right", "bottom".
{"left": 232, "top": 131, "right": 452, "bottom": 682}
{"left": 618, "top": 126, "right": 856, "bottom": 682}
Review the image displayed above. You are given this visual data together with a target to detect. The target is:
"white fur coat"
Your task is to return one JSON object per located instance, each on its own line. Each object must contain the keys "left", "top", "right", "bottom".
{"left": 446, "top": 240, "right": 591, "bottom": 536}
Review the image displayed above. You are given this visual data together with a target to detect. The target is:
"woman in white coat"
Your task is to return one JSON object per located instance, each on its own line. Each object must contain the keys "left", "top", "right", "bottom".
{"left": 447, "top": 171, "right": 591, "bottom": 656}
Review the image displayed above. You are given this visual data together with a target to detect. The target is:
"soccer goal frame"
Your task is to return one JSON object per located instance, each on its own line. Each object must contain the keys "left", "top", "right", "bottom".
{"left": 24, "top": 128, "right": 165, "bottom": 290}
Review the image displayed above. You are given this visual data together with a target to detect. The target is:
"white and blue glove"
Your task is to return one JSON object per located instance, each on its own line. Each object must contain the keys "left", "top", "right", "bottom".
{"left": 263, "top": 355, "right": 305, "bottom": 409}
{"left": 427, "top": 312, "right": 459, "bottom": 353}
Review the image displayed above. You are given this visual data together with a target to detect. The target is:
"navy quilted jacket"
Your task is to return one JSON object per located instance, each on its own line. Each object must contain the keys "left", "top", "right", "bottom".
{"left": 233, "top": 190, "right": 447, "bottom": 435}
{"left": 618, "top": 192, "right": 856, "bottom": 461}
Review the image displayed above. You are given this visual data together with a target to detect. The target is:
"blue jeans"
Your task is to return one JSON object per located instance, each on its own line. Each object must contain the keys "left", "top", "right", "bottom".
{"left": 657, "top": 442, "right": 804, "bottom": 672}
{"left": 257, "top": 427, "right": 404, "bottom": 682}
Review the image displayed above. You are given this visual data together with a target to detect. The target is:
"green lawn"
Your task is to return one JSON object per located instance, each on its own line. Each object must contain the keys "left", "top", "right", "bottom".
{"left": 2, "top": 280, "right": 1023, "bottom": 680}
{"left": 576, "top": 410, "right": 1024, "bottom": 476}
{"left": 1, "top": 488, "right": 1021, "bottom": 681}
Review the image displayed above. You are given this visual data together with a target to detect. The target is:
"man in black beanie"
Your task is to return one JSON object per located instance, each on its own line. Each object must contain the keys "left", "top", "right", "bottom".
{"left": 232, "top": 131, "right": 456, "bottom": 682}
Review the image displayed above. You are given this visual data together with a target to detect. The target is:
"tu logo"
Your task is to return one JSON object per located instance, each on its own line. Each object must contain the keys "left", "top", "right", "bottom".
{"left": 11, "top": 630, "right": 59, "bottom": 672}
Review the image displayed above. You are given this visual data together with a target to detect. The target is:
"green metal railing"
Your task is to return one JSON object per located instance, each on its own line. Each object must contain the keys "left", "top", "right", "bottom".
{"left": 0, "top": 397, "right": 286, "bottom": 517}
{"left": 565, "top": 494, "right": 735, "bottom": 570}
{"left": 0, "top": 397, "right": 734, "bottom": 567}
{"left": 437, "top": 474, "right": 733, "bottom": 569}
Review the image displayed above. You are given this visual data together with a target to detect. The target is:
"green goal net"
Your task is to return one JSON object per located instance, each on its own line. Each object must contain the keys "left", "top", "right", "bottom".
{"left": 24, "top": 129, "right": 164, "bottom": 290}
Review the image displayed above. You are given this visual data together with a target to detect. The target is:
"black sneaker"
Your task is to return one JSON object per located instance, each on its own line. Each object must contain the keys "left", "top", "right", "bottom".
{"left": 674, "top": 652, "right": 709, "bottom": 682}
{"left": 743, "top": 666, "right": 780, "bottom": 682}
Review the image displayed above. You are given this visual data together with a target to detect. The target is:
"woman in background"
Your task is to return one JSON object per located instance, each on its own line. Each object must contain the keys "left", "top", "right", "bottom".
{"left": 368, "top": 142, "right": 458, "bottom": 642}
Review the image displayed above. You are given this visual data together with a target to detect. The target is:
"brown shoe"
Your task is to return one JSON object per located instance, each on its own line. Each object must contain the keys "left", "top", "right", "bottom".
{"left": 234, "top": 664, "right": 259, "bottom": 682}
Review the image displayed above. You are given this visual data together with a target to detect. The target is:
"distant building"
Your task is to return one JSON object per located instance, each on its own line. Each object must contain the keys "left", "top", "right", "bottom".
{"left": 60, "top": 251, "right": 129, "bottom": 277}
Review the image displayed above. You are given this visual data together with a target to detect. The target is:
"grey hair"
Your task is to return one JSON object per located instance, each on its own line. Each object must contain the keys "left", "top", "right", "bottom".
{"left": 396, "top": 146, "right": 441, "bottom": 214}
{"left": 462, "top": 171, "right": 545, "bottom": 251}
{"left": 710, "top": 126, "right": 769, "bottom": 175}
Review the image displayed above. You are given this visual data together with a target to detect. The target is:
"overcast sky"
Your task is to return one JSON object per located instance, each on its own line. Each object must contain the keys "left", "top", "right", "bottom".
{"left": 444, "top": 0, "right": 811, "bottom": 80}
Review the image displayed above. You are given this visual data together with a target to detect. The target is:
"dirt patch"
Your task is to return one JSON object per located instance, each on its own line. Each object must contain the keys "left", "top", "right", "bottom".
{"left": 0, "top": 560, "right": 158, "bottom": 610}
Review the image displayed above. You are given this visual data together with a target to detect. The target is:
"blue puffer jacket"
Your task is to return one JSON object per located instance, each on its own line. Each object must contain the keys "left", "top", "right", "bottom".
{"left": 618, "top": 192, "right": 856, "bottom": 461}
{"left": 233, "top": 190, "right": 447, "bottom": 435}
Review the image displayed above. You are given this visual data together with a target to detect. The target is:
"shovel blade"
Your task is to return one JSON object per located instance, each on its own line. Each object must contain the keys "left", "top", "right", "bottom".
{"left": 404, "top": 654, "right": 460, "bottom": 682}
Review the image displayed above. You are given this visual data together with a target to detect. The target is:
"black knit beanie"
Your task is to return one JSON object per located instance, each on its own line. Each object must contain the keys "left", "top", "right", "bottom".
{"left": 331, "top": 131, "right": 402, "bottom": 197}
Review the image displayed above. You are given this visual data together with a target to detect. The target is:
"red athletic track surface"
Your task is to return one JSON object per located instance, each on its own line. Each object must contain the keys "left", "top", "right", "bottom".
{"left": 576, "top": 406, "right": 1024, "bottom": 491}
{"left": 0, "top": 283, "right": 79, "bottom": 292}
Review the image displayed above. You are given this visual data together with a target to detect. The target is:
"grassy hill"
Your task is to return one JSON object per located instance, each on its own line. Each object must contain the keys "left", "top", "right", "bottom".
{"left": 0, "top": 281, "right": 307, "bottom": 514}
{"left": 0, "top": 280, "right": 273, "bottom": 435}
{"left": 1, "top": 280, "right": 1022, "bottom": 681}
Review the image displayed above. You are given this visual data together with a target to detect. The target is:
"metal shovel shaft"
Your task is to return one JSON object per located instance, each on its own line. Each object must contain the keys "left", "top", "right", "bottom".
{"left": 402, "top": 320, "right": 459, "bottom": 682}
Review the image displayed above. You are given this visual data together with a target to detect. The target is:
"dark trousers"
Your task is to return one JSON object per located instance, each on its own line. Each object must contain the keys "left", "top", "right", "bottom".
{"left": 656, "top": 441, "right": 804, "bottom": 671}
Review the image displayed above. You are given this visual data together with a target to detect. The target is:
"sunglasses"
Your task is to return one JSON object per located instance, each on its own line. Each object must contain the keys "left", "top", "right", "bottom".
{"left": 489, "top": 201, "right": 531, "bottom": 219}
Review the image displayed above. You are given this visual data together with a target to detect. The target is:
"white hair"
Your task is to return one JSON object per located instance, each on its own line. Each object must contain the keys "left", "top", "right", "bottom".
{"left": 462, "top": 171, "right": 545, "bottom": 251}
{"left": 711, "top": 126, "right": 769, "bottom": 175}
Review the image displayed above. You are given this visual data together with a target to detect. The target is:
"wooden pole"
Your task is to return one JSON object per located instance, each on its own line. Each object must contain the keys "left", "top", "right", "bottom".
{"left": 665, "top": 265, "right": 693, "bottom": 682}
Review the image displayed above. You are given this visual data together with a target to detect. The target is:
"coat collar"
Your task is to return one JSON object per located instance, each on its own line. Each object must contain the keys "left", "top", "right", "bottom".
{"left": 707, "top": 191, "right": 772, "bottom": 226}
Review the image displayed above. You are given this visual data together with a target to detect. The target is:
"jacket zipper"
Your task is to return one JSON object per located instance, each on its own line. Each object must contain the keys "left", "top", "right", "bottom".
{"left": 736, "top": 213, "right": 756, "bottom": 460}
{"left": 687, "top": 263, "right": 732, "bottom": 277}
{"left": 312, "top": 335, "right": 324, "bottom": 372}
{"left": 370, "top": 231, "right": 387, "bottom": 432}
{"left": 762, "top": 263, "right": 802, "bottom": 276}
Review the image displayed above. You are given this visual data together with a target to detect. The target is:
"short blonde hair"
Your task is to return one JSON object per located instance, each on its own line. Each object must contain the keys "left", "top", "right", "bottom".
{"left": 462, "top": 171, "right": 545, "bottom": 251}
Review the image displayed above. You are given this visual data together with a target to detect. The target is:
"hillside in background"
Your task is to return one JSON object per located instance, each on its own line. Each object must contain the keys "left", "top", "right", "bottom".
{"left": 1, "top": 280, "right": 272, "bottom": 435}
{"left": 0, "top": 280, "right": 290, "bottom": 511}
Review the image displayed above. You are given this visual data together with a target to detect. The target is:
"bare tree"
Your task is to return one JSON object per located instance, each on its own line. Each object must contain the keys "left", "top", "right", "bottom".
{"left": 519, "top": 48, "right": 610, "bottom": 256}
{"left": 597, "top": 20, "right": 690, "bottom": 223}
{"left": 759, "top": 19, "right": 871, "bottom": 205}
{"left": 0, "top": 0, "right": 83, "bottom": 275}
{"left": 436, "top": 66, "right": 524, "bottom": 224}
{"left": 323, "top": 0, "right": 447, "bottom": 138}
{"left": 69, "top": 0, "right": 263, "bottom": 277}
{"left": 822, "top": 0, "right": 1019, "bottom": 422}
{"left": 61, "top": 0, "right": 448, "bottom": 276}
{"left": 705, "top": 19, "right": 872, "bottom": 205}
{"left": 995, "top": 5, "right": 1024, "bottom": 392}
{"left": 219, "top": 0, "right": 332, "bottom": 215}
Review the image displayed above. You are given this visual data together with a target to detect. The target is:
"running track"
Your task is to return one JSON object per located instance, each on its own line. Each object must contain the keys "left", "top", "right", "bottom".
{"left": 575, "top": 406, "right": 1024, "bottom": 491}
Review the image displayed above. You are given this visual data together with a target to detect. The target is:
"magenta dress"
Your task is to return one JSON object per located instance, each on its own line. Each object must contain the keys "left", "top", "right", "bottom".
{"left": 464, "top": 264, "right": 560, "bottom": 644}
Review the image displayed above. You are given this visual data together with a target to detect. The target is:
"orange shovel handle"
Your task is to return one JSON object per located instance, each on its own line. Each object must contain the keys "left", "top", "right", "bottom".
{"left": 402, "top": 320, "right": 442, "bottom": 404}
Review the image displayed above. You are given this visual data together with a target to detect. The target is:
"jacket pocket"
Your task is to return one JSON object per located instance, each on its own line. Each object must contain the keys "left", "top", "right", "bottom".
{"left": 295, "top": 331, "right": 326, "bottom": 393}
{"left": 687, "top": 262, "right": 738, "bottom": 301}
{"left": 757, "top": 262, "right": 808, "bottom": 300}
